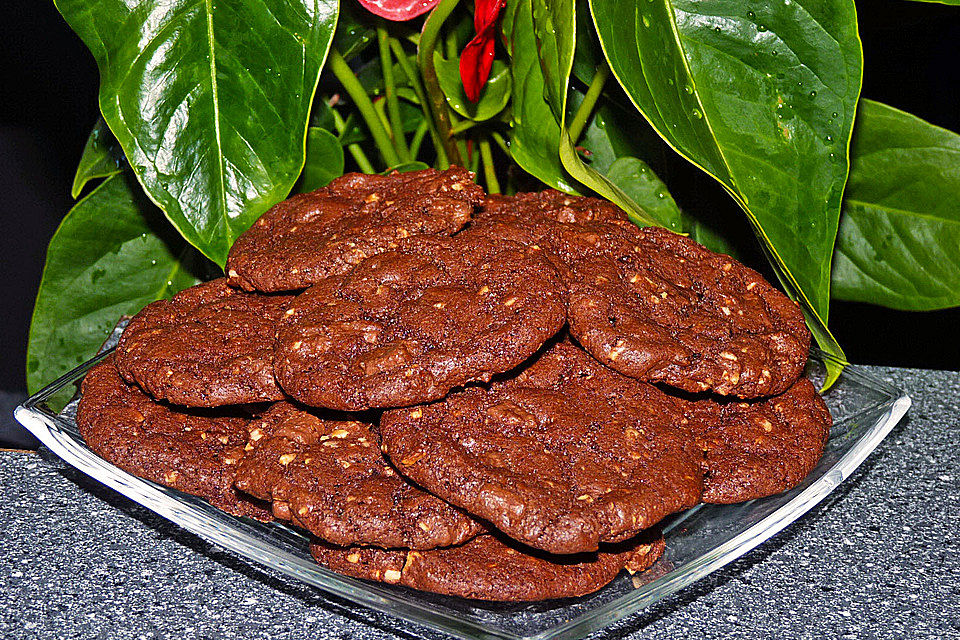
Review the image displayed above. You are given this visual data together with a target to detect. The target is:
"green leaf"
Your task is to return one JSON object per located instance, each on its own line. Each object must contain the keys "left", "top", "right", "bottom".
{"left": 832, "top": 100, "right": 960, "bottom": 311}
{"left": 531, "top": 0, "right": 661, "bottom": 227}
{"left": 335, "top": 1, "right": 376, "bottom": 61}
{"left": 590, "top": 0, "right": 861, "bottom": 382}
{"left": 435, "top": 56, "right": 512, "bottom": 121}
{"left": 681, "top": 210, "right": 741, "bottom": 259}
{"left": 296, "top": 127, "right": 345, "bottom": 193}
{"left": 572, "top": 0, "right": 604, "bottom": 84}
{"left": 502, "top": 0, "right": 578, "bottom": 192}
{"left": 72, "top": 118, "right": 124, "bottom": 199}
{"left": 606, "top": 157, "right": 681, "bottom": 229}
{"left": 54, "top": 0, "right": 339, "bottom": 266}
{"left": 27, "top": 173, "right": 206, "bottom": 400}
{"left": 383, "top": 161, "right": 430, "bottom": 173}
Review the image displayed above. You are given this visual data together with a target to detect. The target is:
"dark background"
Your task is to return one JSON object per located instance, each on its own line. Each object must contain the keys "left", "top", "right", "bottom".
{"left": 2, "top": 0, "right": 959, "bottom": 399}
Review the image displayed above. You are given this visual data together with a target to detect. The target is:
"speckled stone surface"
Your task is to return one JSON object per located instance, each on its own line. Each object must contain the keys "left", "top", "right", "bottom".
{"left": 2, "top": 366, "right": 959, "bottom": 640}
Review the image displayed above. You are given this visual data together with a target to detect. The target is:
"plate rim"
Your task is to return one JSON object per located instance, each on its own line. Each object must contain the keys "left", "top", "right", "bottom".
{"left": 14, "top": 352, "right": 911, "bottom": 640}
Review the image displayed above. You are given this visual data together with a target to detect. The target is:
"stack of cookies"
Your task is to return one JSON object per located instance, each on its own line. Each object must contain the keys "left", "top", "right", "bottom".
{"left": 76, "top": 167, "right": 832, "bottom": 601}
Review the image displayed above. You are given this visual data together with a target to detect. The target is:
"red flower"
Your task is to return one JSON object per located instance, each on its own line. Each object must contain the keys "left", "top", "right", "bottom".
{"left": 357, "top": 0, "right": 440, "bottom": 21}
{"left": 459, "top": 0, "right": 506, "bottom": 102}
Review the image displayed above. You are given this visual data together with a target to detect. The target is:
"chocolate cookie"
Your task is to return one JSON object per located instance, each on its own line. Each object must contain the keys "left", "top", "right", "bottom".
{"left": 76, "top": 357, "right": 269, "bottom": 518}
{"left": 310, "top": 530, "right": 664, "bottom": 601}
{"left": 235, "top": 402, "right": 482, "bottom": 548}
{"left": 226, "top": 168, "right": 484, "bottom": 292}
{"left": 477, "top": 189, "right": 628, "bottom": 225}
{"left": 274, "top": 231, "right": 566, "bottom": 410}
{"left": 114, "top": 279, "right": 294, "bottom": 407}
{"left": 682, "top": 377, "right": 832, "bottom": 503}
{"left": 564, "top": 224, "right": 810, "bottom": 398}
{"left": 380, "top": 342, "right": 702, "bottom": 554}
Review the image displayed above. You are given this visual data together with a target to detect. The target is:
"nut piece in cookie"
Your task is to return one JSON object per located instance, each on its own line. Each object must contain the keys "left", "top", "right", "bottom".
{"left": 565, "top": 224, "right": 810, "bottom": 398}
{"left": 76, "top": 357, "right": 270, "bottom": 519}
{"left": 226, "top": 167, "right": 484, "bottom": 292}
{"left": 310, "top": 529, "right": 664, "bottom": 601}
{"left": 380, "top": 343, "right": 703, "bottom": 554}
{"left": 114, "top": 279, "right": 294, "bottom": 407}
{"left": 235, "top": 402, "right": 482, "bottom": 548}
{"left": 680, "top": 377, "right": 833, "bottom": 503}
{"left": 274, "top": 231, "right": 566, "bottom": 410}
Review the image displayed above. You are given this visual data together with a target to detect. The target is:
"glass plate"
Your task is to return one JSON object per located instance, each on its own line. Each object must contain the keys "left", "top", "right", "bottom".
{"left": 15, "top": 349, "right": 910, "bottom": 640}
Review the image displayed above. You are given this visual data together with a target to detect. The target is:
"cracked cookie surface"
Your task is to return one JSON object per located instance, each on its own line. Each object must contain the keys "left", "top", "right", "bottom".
{"left": 235, "top": 402, "right": 482, "bottom": 548}
{"left": 563, "top": 224, "right": 810, "bottom": 398}
{"left": 274, "top": 231, "right": 566, "bottom": 410}
{"left": 681, "top": 377, "right": 832, "bottom": 503}
{"left": 310, "top": 529, "right": 664, "bottom": 601}
{"left": 77, "top": 357, "right": 269, "bottom": 519}
{"left": 380, "top": 342, "right": 702, "bottom": 554}
{"left": 226, "top": 167, "right": 483, "bottom": 292}
{"left": 114, "top": 279, "right": 293, "bottom": 407}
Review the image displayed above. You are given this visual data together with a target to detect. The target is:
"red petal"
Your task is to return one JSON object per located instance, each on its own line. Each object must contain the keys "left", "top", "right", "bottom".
{"left": 357, "top": 0, "right": 440, "bottom": 21}
{"left": 473, "top": 0, "right": 506, "bottom": 32}
{"left": 460, "top": 28, "right": 496, "bottom": 102}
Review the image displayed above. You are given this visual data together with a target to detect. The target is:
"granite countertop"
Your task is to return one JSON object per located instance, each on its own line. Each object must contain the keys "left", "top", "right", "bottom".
{"left": 2, "top": 365, "right": 959, "bottom": 640}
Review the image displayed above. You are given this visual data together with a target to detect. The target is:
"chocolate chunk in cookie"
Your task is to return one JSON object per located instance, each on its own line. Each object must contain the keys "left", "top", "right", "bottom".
{"left": 235, "top": 402, "right": 482, "bottom": 548}
{"left": 380, "top": 343, "right": 702, "bottom": 554}
{"left": 565, "top": 224, "right": 810, "bottom": 398}
{"left": 681, "top": 377, "right": 832, "bottom": 503}
{"left": 114, "top": 279, "right": 294, "bottom": 407}
{"left": 274, "top": 231, "right": 566, "bottom": 410}
{"left": 310, "top": 529, "right": 664, "bottom": 601}
{"left": 77, "top": 357, "right": 269, "bottom": 519}
{"left": 226, "top": 168, "right": 483, "bottom": 292}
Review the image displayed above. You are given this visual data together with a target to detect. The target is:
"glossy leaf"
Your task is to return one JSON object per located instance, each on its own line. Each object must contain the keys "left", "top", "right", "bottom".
{"left": 54, "top": 0, "right": 339, "bottom": 265}
{"left": 531, "top": 0, "right": 660, "bottom": 227}
{"left": 71, "top": 118, "right": 124, "bottom": 199}
{"left": 682, "top": 211, "right": 741, "bottom": 259}
{"left": 384, "top": 161, "right": 431, "bottom": 173}
{"left": 502, "top": 0, "right": 578, "bottom": 192}
{"left": 606, "top": 157, "right": 681, "bottom": 229}
{"left": 335, "top": 2, "right": 377, "bottom": 61}
{"left": 27, "top": 173, "right": 206, "bottom": 398}
{"left": 590, "top": 0, "right": 861, "bottom": 379}
{"left": 832, "top": 100, "right": 960, "bottom": 311}
{"left": 436, "top": 56, "right": 512, "bottom": 121}
{"left": 296, "top": 127, "right": 345, "bottom": 193}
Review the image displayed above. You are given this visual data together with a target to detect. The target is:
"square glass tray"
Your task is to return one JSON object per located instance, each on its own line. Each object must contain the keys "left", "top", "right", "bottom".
{"left": 15, "top": 349, "right": 910, "bottom": 640}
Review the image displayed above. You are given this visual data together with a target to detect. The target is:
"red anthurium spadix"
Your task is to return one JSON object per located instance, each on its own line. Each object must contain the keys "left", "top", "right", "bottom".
{"left": 459, "top": 0, "right": 506, "bottom": 102}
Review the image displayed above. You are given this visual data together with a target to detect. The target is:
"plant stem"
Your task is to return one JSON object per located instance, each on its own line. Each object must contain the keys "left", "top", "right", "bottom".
{"left": 451, "top": 119, "right": 477, "bottom": 135}
{"left": 377, "top": 22, "right": 412, "bottom": 162}
{"left": 330, "top": 109, "right": 377, "bottom": 173}
{"left": 479, "top": 137, "right": 500, "bottom": 194}
{"left": 410, "top": 119, "right": 429, "bottom": 157}
{"left": 567, "top": 64, "right": 610, "bottom": 144}
{"left": 389, "top": 38, "right": 449, "bottom": 168}
{"left": 328, "top": 48, "right": 401, "bottom": 167}
{"left": 418, "top": 0, "right": 463, "bottom": 165}
{"left": 373, "top": 99, "right": 395, "bottom": 144}
{"left": 445, "top": 23, "right": 458, "bottom": 59}
{"left": 331, "top": 109, "right": 377, "bottom": 174}
{"left": 491, "top": 131, "right": 511, "bottom": 158}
